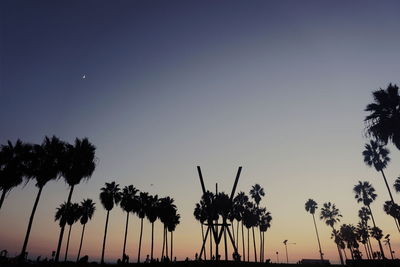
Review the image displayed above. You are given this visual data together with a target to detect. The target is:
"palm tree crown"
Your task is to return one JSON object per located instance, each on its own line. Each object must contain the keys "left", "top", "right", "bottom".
{"left": 320, "top": 202, "right": 342, "bottom": 228}
{"left": 362, "top": 140, "right": 390, "bottom": 172}
{"left": 305, "top": 199, "right": 318, "bottom": 214}
{"left": 80, "top": 199, "right": 96, "bottom": 225}
{"left": 353, "top": 181, "right": 377, "bottom": 206}
{"left": 249, "top": 184, "right": 265, "bottom": 206}
{"left": 100, "top": 181, "right": 121, "bottom": 210}
{"left": 365, "top": 83, "right": 400, "bottom": 150}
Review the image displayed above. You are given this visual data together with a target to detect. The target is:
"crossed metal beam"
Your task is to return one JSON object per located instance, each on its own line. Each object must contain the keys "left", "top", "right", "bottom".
{"left": 196, "top": 166, "right": 242, "bottom": 261}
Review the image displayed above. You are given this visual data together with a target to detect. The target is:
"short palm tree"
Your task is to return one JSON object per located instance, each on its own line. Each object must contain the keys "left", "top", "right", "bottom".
{"left": 233, "top": 192, "right": 248, "bottom": 261}
{"left": 64, "top": 203, "right": 81, "bottom": 261}
{"left": 55, "top": 138, "right": 96, "bottom": 262}
{"left": 136, "top": 192, "right": 150, "bottom": 263}
{"left": 99, "top": 181, "right": 121, "bottom": 264}
{"left": 76, "top": 199, "right": 95, "bottom": 261}
{"left": 353, "top": 181, "right": 385, "bottom": 258}
{"left": 370, "top": 226, "right": 384, "bottom": 259}
{"left": 365, "top": 83, "right": 400, "bottom": 150}
{"left": 305, "top": 199, "right": 324, "bottom": 260}
{"left": 146, "top": 194, "right": 159, "bottom": 260}
{"left": 0, "top": 139, "right": 31, "bottom": 210}
{"left": 339, "top": 224, "right": 358, "bottom": 260}
{"left": 259, "top": 209, "right": 272, "bottom": 262}
{"left": 20, "top": 136, "right": 65, "bottom": 258}
{"left": 158, "top": 196, "right": 176, "bottom": 260}
{"left": 249, "top": 184, "right": 264, "bottom": 262}
{"left": 320, "top": 202, "right": 344, "bottom": 265}
{"left": 167, "top": 212, "right": 180, "bottom": 261}
{"left": 193, "top": 202, "right": 207, "bottom": 259}
{"left": 383, "top": 234, "right": 394, "bottom": 260}
{"left": 120, "top": 185, "right": 139, "bottom": 259}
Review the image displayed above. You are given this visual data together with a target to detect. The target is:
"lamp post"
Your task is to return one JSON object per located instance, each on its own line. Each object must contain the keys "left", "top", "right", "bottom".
{"left": 283, "top": 240, "right": 296, "bottom": 264}
{"left": 276, "top": 251, "right": 279, "bottom": 264}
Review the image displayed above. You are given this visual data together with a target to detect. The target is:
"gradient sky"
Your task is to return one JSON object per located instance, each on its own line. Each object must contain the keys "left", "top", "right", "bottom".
{"left": 1, "top": 0, "right": 400, "bottom": 264}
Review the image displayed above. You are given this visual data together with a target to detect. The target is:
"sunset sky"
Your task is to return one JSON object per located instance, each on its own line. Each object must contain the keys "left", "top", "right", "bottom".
{"left": 1, "top": 0, "right": 400, "bottom": 264}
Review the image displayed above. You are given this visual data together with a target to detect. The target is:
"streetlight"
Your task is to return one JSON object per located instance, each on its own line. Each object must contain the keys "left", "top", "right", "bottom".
{"left": 283, "top": 240, "right": 296, "bottom": 264}
{"left": 276, "top": 251, "right": 279, "bottom": 264}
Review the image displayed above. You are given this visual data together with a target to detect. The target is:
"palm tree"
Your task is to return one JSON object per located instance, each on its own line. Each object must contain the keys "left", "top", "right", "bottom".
{"left": 394, "top": 176, "right": 400, "bottom": 192}
{"left": 364, "top": 83, "right": 400, "bottom": 150}
{"left": 20, "top": 136, "right": 65, "bottom": 258}
{"left": 370, "top": 226, "right": 384, "bottom": 259}
{"left": 0, "top": 139, "right": 31, "bottom": 210}
{"left": 55, "top": 138, "right": 96, "bottom": 262}
{"left": 356, "top": 221, "right": 371, "bottom": 259}
{"left": 194, "top": 202, "right": 207, "bottom": 259}
{"left": 167, "top": 212, "right": 180, "bottom": 261}
{"left": 146, "top": 194, "right": 159, "bottom": 260}
{"left": 383, "top": 234, "right": 394, "bottom": 260}
{"left": 320, "top": 202, "right": 344, "bottom": 265}
{"left": 64, "top": 203, "right": 81, "bottom": 261}
{"left": 199, "top": 191, "right": 217, "bottom": 260}
{"left": 249, "top": 184, "right": 264, "bottom": 262}
{"left": 339, "top": 224, "right": 359, "bottom": 260}
{"left": 362, "top": 140, "right": 400, "bottom": 231}
{"left": 305, "top": 199, "right": 324, "bottom": 260}
{"left": 76, "top": 199, "right": 95, "bottom": 262}
{"left": 358, "top": 207, "right": 374, "bottom": 258}
{"left": 259, "top": 209, "right": 272, "bottom": 262}
{"left": 233, "top": 192, "right": 248, "bottom": 261}
{"left": 136, "top": 192, "right": 150, "bottom": 263}
{"left": 99, "top": 181, "right": 121, "bottom": 264}
{"left": 158, "top": 196, "right": 176, "bottom": 261}
{"left": 120, "top": 185, "right": 139, "bottom": 259}
{"left": 353, "top": 181, "right": 385, "bottom": 258}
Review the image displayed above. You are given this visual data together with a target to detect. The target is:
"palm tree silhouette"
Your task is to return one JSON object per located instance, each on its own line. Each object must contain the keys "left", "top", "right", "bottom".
{"left": 159, "top": 196, "right": 177, "bottom": 261}
{"left": 99, "top": 181, "right": 121, "bottom": 264}
{"left": 363, "top": 140, "right": 399, "bottom": 224}
{"left": 233, "top": 192, "right": 248, "bottom": 261}
{"left": 136, "top": 192, "right": 150, "bottom": 263}
{"left": 305, "top": 199, "right": 324, "bottom": 261}
{"left": 383, "top": 200, "right": 400, "bottom": 221}
{"left": 194, "top": 202, "right": 207, "bottom": 260}
{"left": 76, "top": 199, "right": 95, "bottom": 262}
{"left": 20, "top": 136, "right": 65, "bottom": 258}
{"left": 358, "top": 207, "right": 374, "bottom": 258}
{"left": 259, "top": 209, "right": 272, "bottom": 262}
{"left": 383, "top": 234, "right": 394, "bottom": 260}
{"left": 167, "top": 212, "right": 180, "bottom": 261}
{"left": 0, "top": 139, "right": 31, "bottom": 210}
{"left": 370, "top": 226, "right": 384, "bottom": 259}
{"left": 356, "top": 221, "right": 372, "bottom": 259}
{"left": 120, "top": 185, "right": 139, "bottom": 260}
{"left": 365, "top": 83, "right": 400, "bottom": 150}
{"left": 146, "top": 194, "right": 159, "bottom": 261}
{"left": 353, "top": 181, "right": 385, "bottom": 258}
{"left": 339, "top": 224, "right": 359, "bottom": 260}
{"left": 320, "top": 202, "right": 344, "bottom": 265}
{"left": 55, "top": 138, "right": 96, "bottom": 262}
{"left": 64, "top": 203, "right": 80, "bottom": 262}
{"left": 249, "top": 184, "right": 264, "bottom": 262}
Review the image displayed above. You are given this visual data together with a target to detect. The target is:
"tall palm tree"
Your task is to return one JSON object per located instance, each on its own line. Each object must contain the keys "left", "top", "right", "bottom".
{"left": 233, "top": 192, "right": 248, "bottom": 261}
{"left": 370, "top": 226, "right": 384, "bottom": 259}
{"left": 158, "top": 196, "right": 176, "bottom": 260}
{"left": 76, "top": 199, "right": 95, "bottom": 262}
{"left": 194, "top": 202, "right": 207, "bottom": 259}
{"left": 383, "top": 234, "right": 394, "bottom": 260}
{"left": 0, "top": 139, "right": 31, "bottom": 210}
{"left": 168, "top": 212, "right": 180, "bottom": 261}
{"left": 99, "top": 181, "right": 121, "bottom": 264}
{"left": 146, "top": 194, "right": 159, "bottom": 261}
{"left": 215, "top": 192, "right": 232, "bottom": 261}
{"left": 249, "top": 184, "right": 264, "bottom": 262}
{"left": 353, "top": 181, "right": 385, "bottom": 258}
{"left": 136, "top": 192, "right": 150, "bottom": 263}
{"left": 64, "top": 203, "right": 81, "bottom": 262}
{"left": 356, "top": 221, "right": 371, "bottom": 259}
{"left": 358, "top": 207, "right": 374, "bottom": 258}
{"left": 365, "top": 83, "right": 400, "bottom": 150}
{"left": 320, "top": 202, "right": 344, "bottom": 265}
{"left": 55, "top": 138, "right": 96, "bottom": 262}
{"left": 20, "top": 136, "right": 65, "bottom": 258}
{"left": 305, "top": 199, "right": 324, "bottom": 260}
{"left": 120, "top": 185, "right": 139, "bottom": 259}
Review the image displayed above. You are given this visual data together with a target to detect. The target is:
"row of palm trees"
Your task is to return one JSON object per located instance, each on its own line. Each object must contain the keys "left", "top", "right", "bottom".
{"left": 0, "top": 136, "right": 96, "bottom": 262}
{"left": 97, "top": 182, "right": 180, "bottom": 264}
{"left": 194, "top": 184, "right": 272, "bottom": 262}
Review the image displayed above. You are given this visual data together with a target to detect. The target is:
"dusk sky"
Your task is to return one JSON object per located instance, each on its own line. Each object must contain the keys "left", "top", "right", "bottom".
{"left": 1, "top": 0, "right": 400, "bottom": 264}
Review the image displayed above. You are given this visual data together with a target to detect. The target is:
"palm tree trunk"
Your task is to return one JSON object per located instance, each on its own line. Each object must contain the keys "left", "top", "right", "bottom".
{"left": 259, "top": 228, "right": 263, "bottom": 262}
{"left": 151, "top": 222, "right": 154, "bottom": 260}
{"left": 388, "top": 241, "right": 394, "bottom": 259}
{"left": 231, "top": 221, "right": 235, "bottom": 245}
{"left": 76, "top": 223, "right": 86, "bottom": 262}
{"left": 312, "top": 214, "right": 324, "bottom": 260}
{"left": 252, "top": 227, "right": 257, "bottom": 262}
{"left": 64, "top": 224, "right": 73, "bottom": 262}
{"left": 0, "top": 189, "right": 6, "bottom": 210}
{"left": 209, "top": 226, "right": 213, "bottom": 260}
{"left": 363, "top": 243, "right": 369, "bottom": 259}
{"left": 101, "top": 210, "right": 110, "bottom": 264}
{"left": 380, "top": 170, "right": 400, "bottom": 232}
{"left": 20, "top": 186, "right": 43, "bottom": 258}
{"left": 247, "top": 228, "right": 249, "bottom": 262}
{"left": 122, "top": 212, "right": 129, "bottom": 259}
{"left": 343, "top": 248, "right": 348, "bottom": 260}
{"left": 332, "top": 227, "right": 344, "bottom": 265}
{"left": 236, "top": 221, "right": 239, "bottom": 249}
{"left": 137, "top": 217, "right": 144, "bottom": 263}
{"left": 224, "top": 227, "right": 228, "bottom": 260}
{"left": 367, "top": 205, "right": 385, "bottom": 258}
{"left": 242, "top": 222, "right": 245, "bottom": 261}
{"left": 367, "top": 237, "right": 374, "bottom": 258}
{"left": 55, "top": 185, "right": 75, "bottom": 262}
{"left": 165, "top": 226, "right": 169, "bottom": 259}
{"left": 201, "top": 224, "right": 206, "bottom": 260}
{"left": 170, "top": 231, "right": 173, "bottom": 260}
